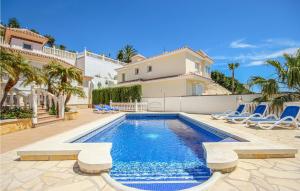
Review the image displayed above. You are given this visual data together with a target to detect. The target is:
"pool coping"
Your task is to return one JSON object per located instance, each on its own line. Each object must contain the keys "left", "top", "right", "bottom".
{"left": 16, "top": 112, "right": 298, "bottom": 190}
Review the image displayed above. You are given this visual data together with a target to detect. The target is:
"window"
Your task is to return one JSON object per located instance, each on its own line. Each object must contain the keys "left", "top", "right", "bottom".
{"left": 122, "top": 73, "right": 125, "bottom": 82}
{"left": 192, "top": 84, "right": 203, "bottom": 96}
{"left": 135, "top": 68, "right": 139, "bottom": 75}
{"left": 195, "top": 63, "right": 200, "bottom": 73}
{"left": 205, "top": 66, "right": 211, "bottom": 74}
{"left": 147, "top": 65, "right": 152, "bottom": 72}
{"left": 23, "top": 43, "right": 32, "bottom": 50}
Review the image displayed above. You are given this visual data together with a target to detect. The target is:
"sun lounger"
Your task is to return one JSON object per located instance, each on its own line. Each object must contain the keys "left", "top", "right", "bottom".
{"left": 211, "top": 103, "right": 246, "bottom": 120}
{"left": 226, "top": 103, "right": 268, "bottom": 124}
{"left": 246, "top": 105, "right": 300, "bottom": 129}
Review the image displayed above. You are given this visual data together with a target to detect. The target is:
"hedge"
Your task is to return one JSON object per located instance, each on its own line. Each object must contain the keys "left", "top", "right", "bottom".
{"left": 92, "top": 85, "right": 142, "bottom": 105}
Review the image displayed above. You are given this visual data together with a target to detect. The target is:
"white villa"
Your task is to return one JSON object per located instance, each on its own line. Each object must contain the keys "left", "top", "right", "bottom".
{"left": 116, "top": 47, "right": 230, "bottom": 98}
{"left": 76, "top": 50, "right": 124, "bottom": 89}
{"left": 0, "top": 26, "right": 124, "bottom": 109}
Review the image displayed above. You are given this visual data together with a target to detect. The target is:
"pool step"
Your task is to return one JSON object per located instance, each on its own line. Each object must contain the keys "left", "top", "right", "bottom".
{"left": 124, "top": 182, "right": 203, "bottom": 191}
{"left": 111, "top": 168, "right": 211, "bottom": 185}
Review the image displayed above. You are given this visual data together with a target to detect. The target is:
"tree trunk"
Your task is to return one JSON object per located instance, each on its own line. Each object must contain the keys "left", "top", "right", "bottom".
{"left": 0, "top": 78, "right": 18, "bottom": 109}
{"left": 232, "top": 70, "right": 235, "bottom": 94}
{"left": 64, "top": 93, "right": 71, "bottom": 107}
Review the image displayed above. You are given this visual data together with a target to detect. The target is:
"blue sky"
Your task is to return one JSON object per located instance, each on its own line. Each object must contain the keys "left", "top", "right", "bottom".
{"left": 1, "top": 0, "right": 300, "bottom": 88}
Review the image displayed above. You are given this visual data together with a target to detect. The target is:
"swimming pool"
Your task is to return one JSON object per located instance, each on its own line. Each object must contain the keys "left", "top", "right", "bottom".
{"left": 73, "top": 114, "right": 239, "bottom": 191}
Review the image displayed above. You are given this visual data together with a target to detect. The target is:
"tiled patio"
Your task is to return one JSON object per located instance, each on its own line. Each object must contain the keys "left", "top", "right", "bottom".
{"left": 0, "top": 112, "right": 300, "bottom": 191}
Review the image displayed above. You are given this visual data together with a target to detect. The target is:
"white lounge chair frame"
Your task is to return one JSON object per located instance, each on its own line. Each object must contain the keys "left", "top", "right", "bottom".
{"left": 246, "top": 105, "right": 300, "bottom": 130}
{"left": 211, "top": 103, "right": 248, "bottom": 120}
{"left": 227, "top": 103, "right": 269, "bottom": 124}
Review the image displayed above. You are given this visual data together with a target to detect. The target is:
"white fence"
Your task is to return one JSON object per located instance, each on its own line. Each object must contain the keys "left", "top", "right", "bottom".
{"left": 142, "top": 94, "right": 261, "bottom": 114}
{"left": 111, "top": 101, "right": 148, "bottom": 112}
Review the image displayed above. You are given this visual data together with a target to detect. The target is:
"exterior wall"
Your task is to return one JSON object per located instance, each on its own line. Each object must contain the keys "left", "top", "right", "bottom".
{"left": 142, "top": 94, "right": 261, "bottom": 114}
{"left": 29, "top": 60, "right": 47, "bottom": 69}
{"left": 185, "top": 52, "right": 211, "bottom": 78}
{"left": 76, "top": 56, "right": 85, "bottom": 71}
{"left": 141, "top": 79, "right": 187, "bottom": 98}
{"left": 186, "top": 79, "right": 230, "bottom": 96}
{"left": 117, "top": 52, "right": 187, "bottom": 83}
{"left": 10, "top": 37, "right": 43, "bottom": 51}
{"left": 82, "top": 54, "right": 123, "bottom": 88}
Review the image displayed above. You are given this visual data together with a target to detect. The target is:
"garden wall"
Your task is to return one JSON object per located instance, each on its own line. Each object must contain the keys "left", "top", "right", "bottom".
{"left": 142, "top": 94, "right": 261, "bottom": 114}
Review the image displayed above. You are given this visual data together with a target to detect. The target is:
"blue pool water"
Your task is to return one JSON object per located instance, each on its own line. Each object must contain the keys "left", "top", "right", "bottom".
{"left": 73, "top": 114, "right": 239, "bottom": 191}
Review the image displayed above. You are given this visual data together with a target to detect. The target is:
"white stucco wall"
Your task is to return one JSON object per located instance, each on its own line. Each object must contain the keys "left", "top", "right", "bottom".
{"left": 117, "top": 50, "right": 213, "bottom": 84}
{"left": 117, "top": 52, "right": 187, "bottom": 82}
{"left": 141, "top": 79, "right": 187, "bottom": 98}
{"left": 185, "top": 52, "right": 211, "bottom": 78}
{"left": 10, "top": 37, "right": 43, "bottom": 51}
{"left": 143, "top": 94, "right": 261, "bottom": 114}
{"left": 78, "top": 54, "right": 123, "bottom": 88}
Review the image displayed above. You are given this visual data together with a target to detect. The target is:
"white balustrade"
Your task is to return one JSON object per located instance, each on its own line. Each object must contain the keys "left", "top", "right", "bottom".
{"left": 110, "top": 100, "right": 148, "bottom": 112}
{"left": 42, "top": 46, "right": 77, "bottom": 60}
{"left": 31, "top": 86, "right": 38, "bottom": 125}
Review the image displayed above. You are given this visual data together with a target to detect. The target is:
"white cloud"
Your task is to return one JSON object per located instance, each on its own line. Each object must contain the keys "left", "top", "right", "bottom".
{"left": 248, "top": 47, "right": 299, "bottom": 60}
{"left": 264, "top": 39, "right": 300, "bottom": 47}
{"left": 245, "top": 60, "right": 265, "bottom": 67}
{"left": 230, "top": 39, "right": 256, "bottom": 48}
{"left": 213, "top": 47, "right": 299, "bottom": 67}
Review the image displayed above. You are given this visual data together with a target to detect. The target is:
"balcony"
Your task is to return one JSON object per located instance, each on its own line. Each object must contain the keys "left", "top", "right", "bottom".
{"left": 0, "top": 36, "right": 77, "bottom": 65}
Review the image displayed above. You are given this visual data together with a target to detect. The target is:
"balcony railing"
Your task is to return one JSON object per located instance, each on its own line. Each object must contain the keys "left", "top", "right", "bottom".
{"left": 42, "top": 46, "right": 77, "bottom": 60}
{"left": 0, "top": 36, "right": 77, "bottom": 62}
{"left": 0, "top": 36, "right": 123, "bottom": 66}
{"left": 85, "top": 51, "right": 125, "bottom": 65}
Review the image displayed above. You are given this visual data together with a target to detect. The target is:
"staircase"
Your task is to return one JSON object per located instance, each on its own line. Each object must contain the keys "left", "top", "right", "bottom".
{"left": 36, "top": 106, "right": 63, "bottom": 127}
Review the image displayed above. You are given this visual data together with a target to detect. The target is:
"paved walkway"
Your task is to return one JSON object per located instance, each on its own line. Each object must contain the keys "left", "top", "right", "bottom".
{"left": 0, "top": 113, "right": 300, "bottom": 191}
{"left": 0, "top": 109, "right": 112, "bottom": 153}
{"left": 191, "top": 115, "right": 300, "bottom": 191}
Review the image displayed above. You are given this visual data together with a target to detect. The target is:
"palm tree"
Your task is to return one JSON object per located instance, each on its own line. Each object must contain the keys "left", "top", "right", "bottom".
{"left": 249, "top": 49, "right": 300, "bottom": 107}
{"left": 249, "top": 76, "right": 279, "bottom": 100}
{"left": 58, "top": 45, "right": 66, "bottom": 50}
{"left": 43, "top": 61, "right": 85, "bottom": 106}
{"left": 44, "top": 34, "right": 55, "bottom": 47}
{"left": 0, "top": 50, "right": 42, "bottom": 108}
{"left": 116, "top": 45, "right": 137, "bottom": 63}
{"left": 266, "top": 49, "right": 300, "bottom": 93}
{"left": 7, "top": 18, "right": 20, "bottom": 28}
{"left": 228, "top": 63, "right": 240, "bottom": 94}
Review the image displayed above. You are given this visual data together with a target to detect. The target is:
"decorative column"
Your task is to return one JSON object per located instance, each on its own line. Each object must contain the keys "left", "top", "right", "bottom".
{"left": 43, "top": 93, "right": 47, "bottom": 108}
{"left": 58, "top": 94, "right": 65, "bottom": 119}
{"left": 16, "top": 95, "right": 20, "bottom": 107}
{"left": 135, "top": 99, "right": 138, "bottom": 112}
{"left": 36, "top": 90, "right": 40, "bottom": 107}
{"left": 9, "top": 92, "right": 14, "bottom": 108}
{"left": 48, "top": 95, "right": 52, "bottom": 109}
{"left": 31, "top": 86, "right": 38, "bottom": 125}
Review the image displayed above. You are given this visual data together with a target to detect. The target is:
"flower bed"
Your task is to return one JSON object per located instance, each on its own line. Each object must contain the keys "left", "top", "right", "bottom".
{"left": 0, "top": 118, "right": 33, "bottom": 135}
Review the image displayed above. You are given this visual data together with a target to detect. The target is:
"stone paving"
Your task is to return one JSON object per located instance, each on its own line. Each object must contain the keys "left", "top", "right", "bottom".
{"left": 1, "top": 113, "right": 300, "bottom": 191}
{"left": 0, "top": 109, "right": 112, "bottom": 153}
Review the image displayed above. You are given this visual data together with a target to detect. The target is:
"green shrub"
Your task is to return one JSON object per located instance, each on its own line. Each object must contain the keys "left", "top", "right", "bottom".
{"left": 49, "top": 105, "right": 57, "bottom": 115}
{"left": 0, "top": 107, "right": 33, "bottom": 120}
{"left": 92, "top": 85, "right": 142, "bottom": 105}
